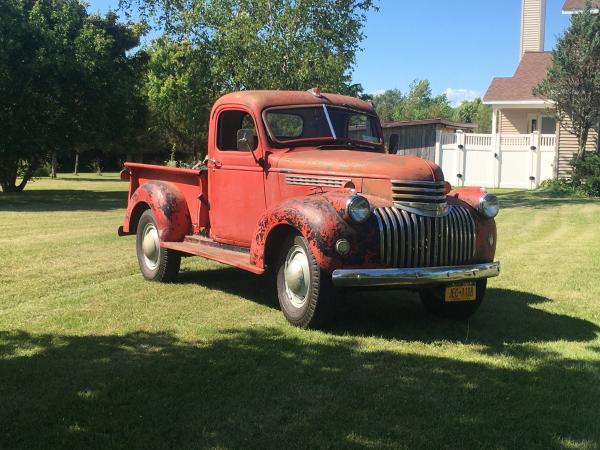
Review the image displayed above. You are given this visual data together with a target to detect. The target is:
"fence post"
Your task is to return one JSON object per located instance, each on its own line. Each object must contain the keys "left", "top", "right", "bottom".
{"left": 456, "top": 130, "right": 465, "bottom": 186}
{"left": 493, "top": 133, "right": 501, "bottom": 188}
{"left": 530, "top": 131, "right": 540, "bottom": 189}
{"left": 434, "top": 130, "right": 442, "bottom": 166}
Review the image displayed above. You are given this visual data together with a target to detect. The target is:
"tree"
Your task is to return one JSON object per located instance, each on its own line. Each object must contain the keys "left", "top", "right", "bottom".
{"left": 453, "top": 98, "right": 492, "bottom": 133}
{"left": 536, "top": 0, "right": 600, "bottom": 160}
{"left": 0, "top": 0, "right": 145, "bottom": 192}
{"left": 121, "top": 0, "right": 376, "bottom": 95}
{"left": 371, "top": 81, "right": 454, "bottom": 123}
{"left": 146, "top": 37, "right": 214, "bottom": 161}
{"left": 371, "top": 89, "right": 404, "bottom": 122}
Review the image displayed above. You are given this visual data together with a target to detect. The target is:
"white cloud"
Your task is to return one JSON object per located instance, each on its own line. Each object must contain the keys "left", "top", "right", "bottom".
{"left": 444, "top": 88, "right": 481, "bottom": 106}
{"left": 369, "top": 89, "right": 387, "bottom": 96}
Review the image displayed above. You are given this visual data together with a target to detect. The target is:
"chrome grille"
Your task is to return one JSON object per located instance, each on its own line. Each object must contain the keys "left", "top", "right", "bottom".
{"left": 391, "top": 180, "right": 447, "bottom": 216}
{"left": 373, "top": 206, "right": 475, "bottom": 268}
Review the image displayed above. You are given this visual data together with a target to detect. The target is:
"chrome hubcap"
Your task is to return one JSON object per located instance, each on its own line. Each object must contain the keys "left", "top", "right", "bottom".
{"left": 284, "top": 245, "right": 310, "bottom": 308}
{"left": 142, "top": 223, "right": 160, "bottom": 270}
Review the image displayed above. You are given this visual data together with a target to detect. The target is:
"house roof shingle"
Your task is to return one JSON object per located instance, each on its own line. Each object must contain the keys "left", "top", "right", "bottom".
{"left": 563, "top": 0, "right": 600, "bottom": 12}
{"left": 483, "top": 51, "right": 552, "bottom": 103}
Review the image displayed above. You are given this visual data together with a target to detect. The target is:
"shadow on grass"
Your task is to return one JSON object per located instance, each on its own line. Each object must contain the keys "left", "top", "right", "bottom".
{"left": 1, "top": 327, "right": 599, "bottom": 449}
{"left": 0, "top": 189, "right": 127, "bottom": 212}
{"left": 176, "top": 268, "right": 599, "bottom": 351}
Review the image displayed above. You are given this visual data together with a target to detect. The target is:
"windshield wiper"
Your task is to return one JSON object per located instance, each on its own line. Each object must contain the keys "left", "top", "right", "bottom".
{"left": 318, "top": 141, "right": 379, "bottom": 151}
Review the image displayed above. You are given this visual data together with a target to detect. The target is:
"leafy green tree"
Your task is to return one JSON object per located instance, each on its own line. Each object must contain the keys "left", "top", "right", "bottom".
{"left": 402, "top": 80, "right": 453, "bottom": 121}
{"left": 536, "top": 0, "right": 600, "bottom": 159}
{"left": 453, "top": 98, "right": 492, "bottom": 133}
{"left": 0, "top": 0, "right": 145, "bottom": 191}
{"left": 121, "top": 0, "right": 376, "bottom": 95}
{"left": 371, "top": 81, "right": 454, "bottom": 123}
{"left": 371, "top": 89, "right": 404, "bottom": 122}
{"left": 146, "top": 37, "right": 214, "bottom": 161}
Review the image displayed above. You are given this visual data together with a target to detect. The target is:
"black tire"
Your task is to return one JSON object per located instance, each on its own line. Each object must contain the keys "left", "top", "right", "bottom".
{"left": 419, "top": 279, "right": 487, "bottom": 320}
{"left": 275, "top": 234, "right": 335, "bottom": 329}
{"left": 135, "top": 209, "right": 181, "bottom": 282}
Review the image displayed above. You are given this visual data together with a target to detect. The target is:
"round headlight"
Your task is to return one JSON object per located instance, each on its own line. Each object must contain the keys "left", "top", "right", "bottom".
{"left": 479, "top": 193, "right": 500, "bottom": 218}
{"left": 346, "top": 195, "right": 371, "bottom": 223}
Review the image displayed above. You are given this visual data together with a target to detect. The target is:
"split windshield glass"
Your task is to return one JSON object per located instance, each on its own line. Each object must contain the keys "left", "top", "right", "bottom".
{"left": 264, "top": 106, "right": 381, "bottom": 146}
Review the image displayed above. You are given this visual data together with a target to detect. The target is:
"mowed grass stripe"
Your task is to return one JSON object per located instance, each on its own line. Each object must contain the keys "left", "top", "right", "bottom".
{"left": 1, "top": 175, "right": 599, "bottom": 449}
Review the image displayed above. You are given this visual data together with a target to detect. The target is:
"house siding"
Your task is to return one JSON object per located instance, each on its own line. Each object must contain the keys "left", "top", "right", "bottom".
{"left": 499, "top": 110, "right": 530, "bottom": 134}
{"left": 521, "top": 0, "right": 547, "bottom": 56}
{"left": 557, "top": 119, "right": 598, "bottom": 177}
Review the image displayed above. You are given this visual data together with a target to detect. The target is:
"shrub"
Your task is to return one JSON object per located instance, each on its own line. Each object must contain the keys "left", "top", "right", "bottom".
{"left": 89, "top": 159, "right": 103, "bottom": 175}
{"left": 571, "top": 153, "right": 600, "bottom": 197}
{"left": 32, "top": 163, "right": 51, "bottom": 177}
{"left": 540, "top": 178, "right": 577, "bottom": 195}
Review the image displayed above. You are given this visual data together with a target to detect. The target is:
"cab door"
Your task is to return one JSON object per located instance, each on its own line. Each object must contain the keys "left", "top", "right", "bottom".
{"left": 208, "top": 107, "right": 266, "bottom": 246}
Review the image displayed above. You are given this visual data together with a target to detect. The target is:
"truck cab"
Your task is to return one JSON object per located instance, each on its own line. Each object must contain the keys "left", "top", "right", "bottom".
{"left": 119, "top": 89, "right": 500, "bottom": 328}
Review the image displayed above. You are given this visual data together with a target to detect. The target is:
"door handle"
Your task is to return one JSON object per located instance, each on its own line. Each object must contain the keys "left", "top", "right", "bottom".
{"left": 204, "top": 157, "right": 222, "bottom": 169}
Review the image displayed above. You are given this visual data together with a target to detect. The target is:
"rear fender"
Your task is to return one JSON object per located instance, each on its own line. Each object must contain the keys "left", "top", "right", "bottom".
{"left": 122, "top": 181, "right": 191, "bottom": 242}
{"left": 250, "top": 196, "right": 380, "bottom": 273}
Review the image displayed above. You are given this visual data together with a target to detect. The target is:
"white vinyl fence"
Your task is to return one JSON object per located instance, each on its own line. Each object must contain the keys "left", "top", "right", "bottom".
{"left": 435, "top": 131, "right": 557, "bottom": 189}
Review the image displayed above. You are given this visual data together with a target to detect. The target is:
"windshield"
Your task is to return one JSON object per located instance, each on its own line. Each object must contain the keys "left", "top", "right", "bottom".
{"left": 264, "top": 106, "right": 382, "bottom": 147}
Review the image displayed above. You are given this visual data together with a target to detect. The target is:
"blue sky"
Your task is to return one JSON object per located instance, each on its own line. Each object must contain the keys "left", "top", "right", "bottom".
{"left": 87, "top": 0, "right": 571, "bottom": 104}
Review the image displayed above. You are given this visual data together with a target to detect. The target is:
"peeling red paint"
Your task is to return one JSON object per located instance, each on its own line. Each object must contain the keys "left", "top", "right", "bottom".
{"left": 123, "top": 180, "right": 191, "bottom": 242}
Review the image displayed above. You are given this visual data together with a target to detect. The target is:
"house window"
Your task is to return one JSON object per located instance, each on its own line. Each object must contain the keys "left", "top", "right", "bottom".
{"left": 541, "top": 117, "right": 557, "bottom": 134}
{"left": 529, "top": 117, "right": 538, "bottom": 133}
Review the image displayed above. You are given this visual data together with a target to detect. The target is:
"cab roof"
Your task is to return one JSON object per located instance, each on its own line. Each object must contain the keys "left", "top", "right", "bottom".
{"left": 212, "top": 90, "right": 376, "bottom": 114}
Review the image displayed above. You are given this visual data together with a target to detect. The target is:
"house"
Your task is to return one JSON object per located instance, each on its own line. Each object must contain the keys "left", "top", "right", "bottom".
{"left": 562, "top": 0, "right": 599, "bottom": 13}
{"left": 348, "top": 118, "right": 477, "bottom": 159}
{"left": 483, "top": 0, "right": 597, "bottom": 177}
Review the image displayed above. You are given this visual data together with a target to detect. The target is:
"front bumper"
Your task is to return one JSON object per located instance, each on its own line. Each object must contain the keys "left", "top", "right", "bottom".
{"left": 331, "top": 262, "right": 500, "bottom": 288}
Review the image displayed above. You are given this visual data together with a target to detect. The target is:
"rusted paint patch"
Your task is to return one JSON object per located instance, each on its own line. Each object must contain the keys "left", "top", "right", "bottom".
{"left": 123, "top": 181, "right": 191, "bottom": 242}
{"left": 251, "top": 193, "right": 382, "bottom": 273}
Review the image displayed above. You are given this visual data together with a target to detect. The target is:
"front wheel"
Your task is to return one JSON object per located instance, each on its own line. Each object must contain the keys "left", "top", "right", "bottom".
{"left": 419, "top": 280, "right": 487, "bottom": 320}
{"left": 275, "top": 234, "right": 335, "bottom": 329}
{"left": 136, "top": 209, "right": 181, "bottom": 282}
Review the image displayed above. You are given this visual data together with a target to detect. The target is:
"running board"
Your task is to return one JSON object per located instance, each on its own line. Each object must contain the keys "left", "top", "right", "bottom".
{"left": 161, "top": 239, "right": 264, "bottom": 275}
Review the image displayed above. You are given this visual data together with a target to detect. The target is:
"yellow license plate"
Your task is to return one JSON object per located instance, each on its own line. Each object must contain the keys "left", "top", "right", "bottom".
{"left": 444, "top": 283, "right": 477, "bottom": 302}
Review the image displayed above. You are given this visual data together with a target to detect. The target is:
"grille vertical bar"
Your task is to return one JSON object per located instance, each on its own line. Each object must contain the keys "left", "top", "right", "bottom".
{"left": 375, "top": 206, "right": 475, "bottom": 268}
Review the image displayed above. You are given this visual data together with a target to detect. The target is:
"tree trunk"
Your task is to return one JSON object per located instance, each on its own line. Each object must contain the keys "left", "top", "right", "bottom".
{"left": 597, "top": 120, "right": 600, "bottom": 155}
{"left": 50, "top": 153, "right": 58, "bottom": 179}
{"left": 74, "top": 151, "right": 79, "bottom": 175}
{"left": 577, "top": 128, "right": 590, "bottom": 161}
{"left": 0, "top": 160, "right": 36, "bottom": 193}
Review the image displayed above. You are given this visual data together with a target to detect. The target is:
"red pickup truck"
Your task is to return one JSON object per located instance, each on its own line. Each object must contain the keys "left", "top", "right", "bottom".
{"left": 119, "top": 89, "right": 500, "bottom": 328}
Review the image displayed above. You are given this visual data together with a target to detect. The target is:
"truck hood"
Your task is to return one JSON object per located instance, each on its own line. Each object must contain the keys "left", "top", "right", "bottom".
{"left": 272, "top": 149, "right": 444, "bottom": 182}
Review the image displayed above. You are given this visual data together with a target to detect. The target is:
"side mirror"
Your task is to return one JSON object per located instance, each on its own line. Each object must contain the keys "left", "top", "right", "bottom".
{"left": 237, "top": 129, "right": 257, "bottom": 152}
{"left": 388, "top": 133, "right": 399, "bottom": 153}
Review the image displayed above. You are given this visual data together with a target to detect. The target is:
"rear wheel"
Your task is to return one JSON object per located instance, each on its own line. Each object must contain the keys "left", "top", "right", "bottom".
{"left": 136, "top": 209, "right": 181, "bottom": 282}
{"left": 276, "top": 234, "right": 335, "bottom": 329}
{"left": 419, "top": 280, "right": 487, "bottom": 320}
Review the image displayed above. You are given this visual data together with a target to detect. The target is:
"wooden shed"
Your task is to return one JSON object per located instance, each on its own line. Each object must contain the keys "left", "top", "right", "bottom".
{"left": 384, "top": 119, "right": 477, "bottom": 160}
{"left": 349, "top": 118, "right": 477, "bottom": 161}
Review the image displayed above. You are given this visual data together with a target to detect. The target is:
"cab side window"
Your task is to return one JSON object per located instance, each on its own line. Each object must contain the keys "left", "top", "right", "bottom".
{"left": 217, "top": 110, "right": 257, "bottom": 151}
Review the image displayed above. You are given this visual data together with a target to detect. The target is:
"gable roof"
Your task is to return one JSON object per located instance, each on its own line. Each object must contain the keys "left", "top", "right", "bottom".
{"left": 563, "top": 0, "right": 600, "bottom": 12}
{"left": 483, "top": 51, "right": 552, "bottom": 103}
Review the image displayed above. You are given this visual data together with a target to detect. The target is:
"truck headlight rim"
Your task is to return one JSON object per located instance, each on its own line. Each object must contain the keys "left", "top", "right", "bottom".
{"left": 479, "top": 193, "right": 499, "bottom": 218}
{"left": 346, "top": 195, "right": 371, "bottom": 223}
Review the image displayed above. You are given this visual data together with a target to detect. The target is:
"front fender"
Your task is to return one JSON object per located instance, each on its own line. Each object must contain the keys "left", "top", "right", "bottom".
{"left": 448, "top": 187, "right": 497, "bottom": 263}
{"left": 123, "top": 181, "right": 191, "bottom": 242}
{"left": 250, "top": 195, "right": 381, "bottom": 273}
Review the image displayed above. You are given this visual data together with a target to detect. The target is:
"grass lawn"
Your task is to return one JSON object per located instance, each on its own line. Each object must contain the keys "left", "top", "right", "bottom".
{"left": 1, "top": 174, "right": 600, "bottom": 450}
